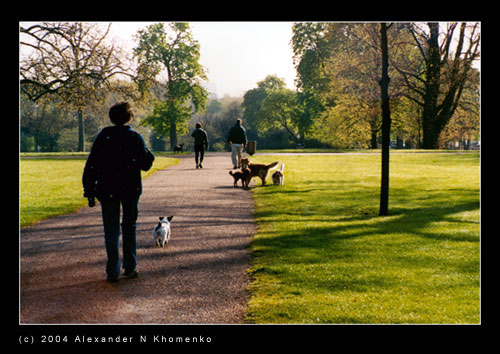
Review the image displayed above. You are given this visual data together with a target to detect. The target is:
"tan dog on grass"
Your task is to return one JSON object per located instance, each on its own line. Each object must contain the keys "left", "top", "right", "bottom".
{"left": 240, "top": 158, "right": 279, "bottom": 186}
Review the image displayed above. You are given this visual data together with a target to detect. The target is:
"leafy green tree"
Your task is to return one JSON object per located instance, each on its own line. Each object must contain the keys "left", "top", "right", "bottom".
{"left": 291, "top": 22, "right": 333, "bottom": 139}
{"left": 134, "top": 22, "right": 208, "bottom": 149}
{"left": 317, "top": 23, "right": 417, "bottom": 149}
{"left": 242, "top": 75, "right": 287, "bottom": 134}
{"left": 321, "top": 23, "right": 382, "bottom": 148}
{"left": 20, "top": 95, "right": 69, "bottom": 151}
{"left": 260, "top": 88, "right": 301, "bottom": 144}
{"left": 243, "top": 75, "right": 306, "bottom": 144}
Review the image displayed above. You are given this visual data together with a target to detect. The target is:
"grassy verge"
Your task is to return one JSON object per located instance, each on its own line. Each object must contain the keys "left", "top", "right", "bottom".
{"left": 20, "top": 156, "right": 179, "bottom": 228}
{"left": 246, "top": 153, "right": 480, "bottom": 323}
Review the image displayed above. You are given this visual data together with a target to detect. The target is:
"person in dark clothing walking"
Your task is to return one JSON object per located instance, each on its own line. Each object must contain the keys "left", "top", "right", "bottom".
{"left": 227, "top": 119, "right": 247, "bottom": 169}
{"left": 191, "top": 122, "right": 209, "bottom": 169}
{"left": 82, "top": 102, "right": 155, "bottom": 283}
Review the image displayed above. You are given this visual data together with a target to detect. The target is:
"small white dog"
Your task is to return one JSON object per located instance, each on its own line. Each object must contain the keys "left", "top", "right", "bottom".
{"left": 272, "top": 163, "right": 285, "bottom": 186}
{"left": 153, "top": 216, "right": 173, "bottom": 247}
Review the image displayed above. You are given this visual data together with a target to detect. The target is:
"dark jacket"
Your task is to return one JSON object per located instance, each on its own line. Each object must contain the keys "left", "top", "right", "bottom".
{"left": 227, "top": 124, "right": 247, "bottom": 145}
{"left": 82, "top": 125, "right": 155, "bottom": 201}
{"left": 191, "top": 127, "right": 209, "bottom": 148}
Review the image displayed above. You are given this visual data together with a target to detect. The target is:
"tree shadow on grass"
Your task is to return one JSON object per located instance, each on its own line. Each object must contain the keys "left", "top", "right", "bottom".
{"left": 253, "top": 199, "right": 479, "bottom": 250}
{"left": 250, "top": 198, "right": 480, "bottom": 295}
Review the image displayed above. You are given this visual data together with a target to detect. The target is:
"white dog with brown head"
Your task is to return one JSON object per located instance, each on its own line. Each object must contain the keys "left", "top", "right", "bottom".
{"left": 272, "top": 163, "right": 285, "bottom": 186}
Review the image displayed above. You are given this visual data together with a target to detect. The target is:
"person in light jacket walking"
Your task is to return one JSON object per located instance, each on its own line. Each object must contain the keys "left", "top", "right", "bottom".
{"left": 227, "top": 119, "right": 247, "bottom": 169}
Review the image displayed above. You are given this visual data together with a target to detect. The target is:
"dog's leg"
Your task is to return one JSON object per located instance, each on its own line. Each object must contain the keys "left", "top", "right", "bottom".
{"left": 245, "top": 176, "right": 252, "bottom": 189}
{"left": 260, "top": 171, "right": 268, "bottom": 186}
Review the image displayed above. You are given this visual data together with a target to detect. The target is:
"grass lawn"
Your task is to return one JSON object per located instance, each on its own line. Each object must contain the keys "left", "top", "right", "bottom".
{"left": 20, "top": 156, "right": 179, "bottom": 228}
{"left": 246, "top": 153, "right": 480, "bottom": 324}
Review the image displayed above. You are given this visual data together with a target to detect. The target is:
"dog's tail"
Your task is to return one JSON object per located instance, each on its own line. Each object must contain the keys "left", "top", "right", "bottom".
{"left": 229, "top": 171, "right": 234, "bottom": 176}
{"left": 267, "top": 161, "right": 280, "bottom": 170}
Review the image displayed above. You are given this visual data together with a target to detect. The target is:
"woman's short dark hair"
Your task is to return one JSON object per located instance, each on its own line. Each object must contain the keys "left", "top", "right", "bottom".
{"left": 109, "top": 102, "right": 133, "bottom": 125}
{"left": 196, "top": 122, "right": 202, "bottom": 128}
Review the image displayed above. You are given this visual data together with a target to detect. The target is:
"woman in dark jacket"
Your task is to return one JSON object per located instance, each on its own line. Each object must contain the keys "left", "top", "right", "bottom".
{"left": 83, "top": 102, "right": 155, "bottom": 282}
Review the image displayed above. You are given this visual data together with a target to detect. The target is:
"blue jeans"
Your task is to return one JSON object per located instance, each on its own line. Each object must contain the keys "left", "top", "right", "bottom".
{"left": 100, "top": 196, "right": 139, "bottom": 279}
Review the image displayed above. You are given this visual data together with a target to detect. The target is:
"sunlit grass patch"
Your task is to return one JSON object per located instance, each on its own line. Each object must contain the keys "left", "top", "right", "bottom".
{"left": 246, "top": 153, "right": 480, "bottom": 324}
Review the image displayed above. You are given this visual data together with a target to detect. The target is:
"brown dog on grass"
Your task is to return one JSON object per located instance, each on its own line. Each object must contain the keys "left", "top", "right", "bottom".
{"left": 229, "top": 168, "right": 251, "bottom": 189}
{"left": 240, "top": 158, "right": 279, "bottom": 186}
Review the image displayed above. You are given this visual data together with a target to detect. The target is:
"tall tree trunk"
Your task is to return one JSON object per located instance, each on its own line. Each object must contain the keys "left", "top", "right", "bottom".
{"left": 379, "top": 23, "right": 392, "bottom": 216}
{"left": 371, "top": 129, "right": 378, "bottom": 149}
{"left": 77, "top": 108, "right": 85, "bottom": 152}
{"left": 170, "top": 121, "right": 178, "bottom": 150}
{"left": 420, "top": 23, "right": 441, "bottom": 149}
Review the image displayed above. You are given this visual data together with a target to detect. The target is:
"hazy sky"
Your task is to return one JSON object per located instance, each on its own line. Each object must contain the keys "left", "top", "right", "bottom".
{"left": 108, "top": 21, "right": 297, "bottom": 98}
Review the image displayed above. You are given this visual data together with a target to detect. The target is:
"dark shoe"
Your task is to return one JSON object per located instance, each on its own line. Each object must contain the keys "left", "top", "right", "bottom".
{"left": 199, "top": 163, "right": 203, "bottom": 168}
{"left": 107, "top": 275, "right": 119, "bottom": 283}
{"left": 123, "top": 270, "right": 139, "bottom": 279}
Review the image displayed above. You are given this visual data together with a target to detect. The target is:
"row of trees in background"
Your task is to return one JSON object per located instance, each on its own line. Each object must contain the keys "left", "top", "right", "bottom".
{"left": 20, "top": 22, "right": 480, "bottom": 152}
{"left": 20, "top": 22, "right": 209, "bottom": 152}
{"left": 290, "top": 22, "right": 480, "bottom": 150}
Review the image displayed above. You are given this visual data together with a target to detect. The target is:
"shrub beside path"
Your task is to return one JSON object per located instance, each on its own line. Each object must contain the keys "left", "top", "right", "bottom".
{"left": 20, "top": 153, "right": 256, "bottom": 324}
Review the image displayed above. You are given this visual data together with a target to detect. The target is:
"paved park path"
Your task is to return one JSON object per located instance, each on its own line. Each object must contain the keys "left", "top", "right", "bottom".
{"left": 20, "top": 153, "right": 256, "bottom": 324}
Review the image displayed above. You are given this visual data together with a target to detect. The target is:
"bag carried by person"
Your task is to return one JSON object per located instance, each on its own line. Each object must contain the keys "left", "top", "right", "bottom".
{"left": 246, "top": 141, "right": 257, "bottom": 156}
